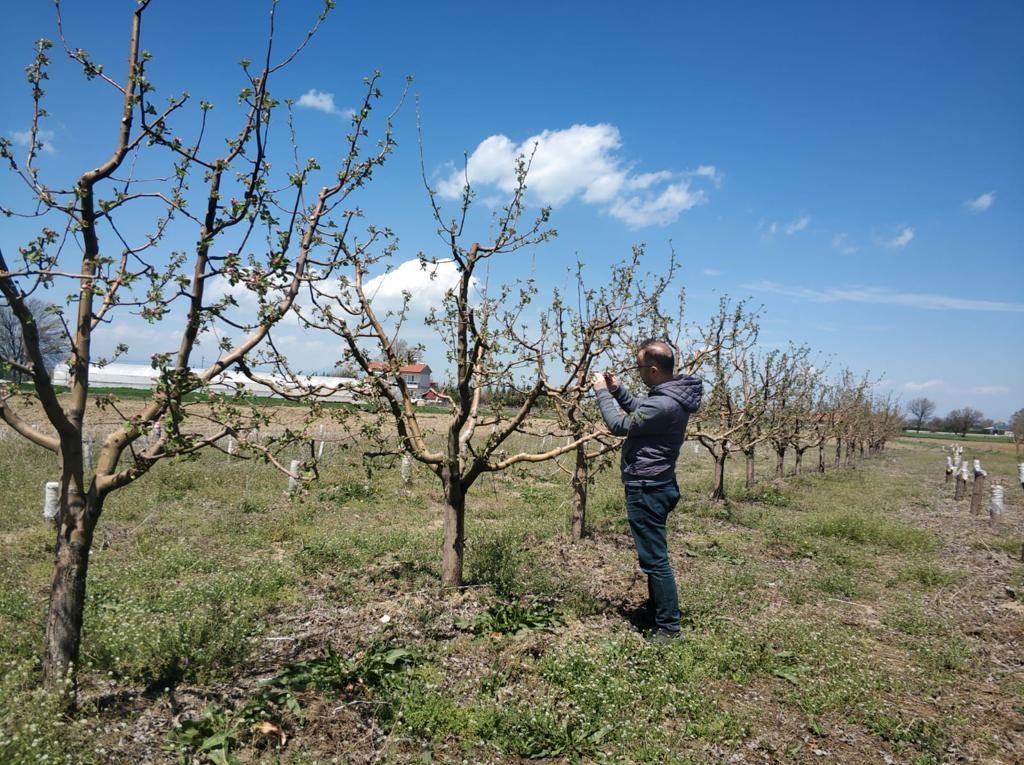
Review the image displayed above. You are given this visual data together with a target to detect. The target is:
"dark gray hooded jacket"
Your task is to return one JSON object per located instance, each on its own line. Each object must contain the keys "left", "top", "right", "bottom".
{"left": 595, "top": 374, "right": 703, "bottom": 483}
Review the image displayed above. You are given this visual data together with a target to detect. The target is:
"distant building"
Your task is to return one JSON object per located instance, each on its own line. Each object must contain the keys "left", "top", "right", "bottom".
{"left": 366, "top": 361, "right": 433, "bottom": 400}
{"left": 50, "top": 363, "right": 360, "bottom": 403}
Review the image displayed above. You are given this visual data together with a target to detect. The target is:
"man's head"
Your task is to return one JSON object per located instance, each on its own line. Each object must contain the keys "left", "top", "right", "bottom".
{"left": 636, "top": 339, "right": 676, "bottom": 388}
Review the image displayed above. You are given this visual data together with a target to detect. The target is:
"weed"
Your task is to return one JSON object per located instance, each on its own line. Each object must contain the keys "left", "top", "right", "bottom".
{"left": 455, "top": 599, "right": 562, "bottom": 639}
{"left": 734, "top": 486, "right": 791, "bottom": 507}
{"left": 466, "top": 532, "right": 556, "bottom": 597}
{"left": 799, "top": 510, "right": 938, "bottom": 552}
{"left": 895, "top": 562, "right": 962, "bottom": 589}
{"left": 269, "top": 643, "right": 417, "bottom": 695}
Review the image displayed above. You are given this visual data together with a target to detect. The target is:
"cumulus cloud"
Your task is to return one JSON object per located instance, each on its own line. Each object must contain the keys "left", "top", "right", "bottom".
{"left": 964, "top": 191, "right": 995, "bottom": 212}
{"left": 435, "top": 124, "right": 715, "bottom": 228}
{"left": 363, "top": 259, "right": 472, "bottom": 311}
{"left": 296, "top": 89, "right": 353, "bottom": 117}
{"left": 904, "top": 379, "right": 944, "bottom": 391}
{"left": 11, "top": 129, "right": 56, "bottom": 155}
{"left": 879, "top": 226, "right": 914, "bottom": 249}
{"left": 743, "top": 280, "right": 1024, "bottom": 313}
{"left": 832, "top": 233, "right": 858, "bottom": 255}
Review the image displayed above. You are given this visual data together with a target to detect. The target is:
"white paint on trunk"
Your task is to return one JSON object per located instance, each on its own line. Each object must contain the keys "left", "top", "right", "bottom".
{"left": 43, "top": 481, "right": 60, "bottom": 524}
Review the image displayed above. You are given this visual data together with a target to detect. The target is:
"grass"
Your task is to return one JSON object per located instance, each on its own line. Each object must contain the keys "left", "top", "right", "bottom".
{"left": 0, "top": 417, "right": 1021, "bottom": 763}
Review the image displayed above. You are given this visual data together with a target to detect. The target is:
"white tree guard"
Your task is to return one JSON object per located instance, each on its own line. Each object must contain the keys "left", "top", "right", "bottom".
{"left": 288, "top": 459, "right": 301, "bottom": 494}
{"left": 1018, "top": 463, "right": 1024, "bottom": 487}
{"left": 317, "top": 424, "right": 326, "bottom": 460}
{"left": 990, "top": 485, "right": 1005, "bottom": 516}
{"left": 401, "top": 453, "right": 412, "bottom": 486}
{"left": 43, "top": 481, "right": 60, "bottom": 525}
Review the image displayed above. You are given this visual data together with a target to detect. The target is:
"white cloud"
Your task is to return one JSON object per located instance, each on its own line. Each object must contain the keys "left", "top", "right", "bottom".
{"left": 363, "top": 258, "right": 472, "bottom": 312}
{"left": 972, "top": 384, "right": 1009, "bottom": 395}
{"left": 11, "top": 129, "right": 56, "bottom": 155}
{"left": 784, "top": 216, "right": 811, "bottom": 235}
{"left": 743, "top": 280, "right": 1024, "bottom": 313}
{"left": 436, "top": 124, "right": 715, "bottom": 228}
{"left": 702, "top": 268, "right": 722, "bottom": 277}
{"left": 880, "top": 226, "right": 914, "bottom": 249}
{"left": 760, "top": 215, "right": 809, "bottom": 240}
{"left": 832, "top": 233, "right": 858, "bottom": 255}
{"left": 904, "top": 379, "right": 944, "bottom": 391}
{"left": 964, "top": 191, "right": 995, "bottom": 212}
{"left": 296, "top": 89, "right": 353, "bottom": 117}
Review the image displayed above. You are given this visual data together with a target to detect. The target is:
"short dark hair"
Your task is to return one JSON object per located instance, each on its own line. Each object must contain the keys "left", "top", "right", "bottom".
{"left": 639, "top": 339, "right": 675, "bottom": 374}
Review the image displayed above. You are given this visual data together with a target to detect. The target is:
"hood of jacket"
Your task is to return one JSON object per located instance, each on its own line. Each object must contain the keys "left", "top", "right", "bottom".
{"left": 653, "top": 374, "right": 703, "bottom": 413}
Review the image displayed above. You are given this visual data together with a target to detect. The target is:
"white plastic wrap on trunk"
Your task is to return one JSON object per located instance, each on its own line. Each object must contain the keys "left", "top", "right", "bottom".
{"left": 973, "top": 459, "right": 986, "bottom": 477}
{"left": 43, "top": 481, "right": 60, "bottom": 524}
{"left": 1018, "top": 463, "right": 1024, "bottom": 486}
{"left": 288, "top": 459, "right": 301, "bottom": 494}
{"left": 227, "top": 435, "right": 236, "bottom": 457}
{"left": 945, "top": 456, "right": 953, "bottom": 471}
{"left": 959, "top": 461, "right": 970, "bottom": 481}
{"left": 317, "top": 425, "right": 326, "bottom": 459}
{"left": 401, "top": 453, "right": 412, "bottom": 486}
{"left": 990, "top": 485, "right": 1005, "bottom": 516}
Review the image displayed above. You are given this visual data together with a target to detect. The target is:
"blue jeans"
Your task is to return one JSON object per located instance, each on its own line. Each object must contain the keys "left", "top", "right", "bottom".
{"left": 624, "top": 479, "right": 680, "bottom": 634}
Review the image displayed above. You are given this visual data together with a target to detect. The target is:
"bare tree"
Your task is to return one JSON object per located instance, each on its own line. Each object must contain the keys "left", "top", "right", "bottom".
{"left": 906, "top": 397, "right": 935, "bottom": 432}
{"left": 301, "top": 150, "right": 618, "bottom": 586}
{"left": 1010, "top": 407, "right": 1024, "bottom": 461}
{"left": 0, "top": 298, "right": 67, "bottom": 382}
{"left": 542, "top": 246, "right": 680, "bottom": 539}
{"left": 0, "top": 1, "right": 398, "bottom": 693}
{"left": 686, "top": 297, "right": 760, "bottom": 501}
{"left": 945, "top": 407, "right": 985, "bottom": 437}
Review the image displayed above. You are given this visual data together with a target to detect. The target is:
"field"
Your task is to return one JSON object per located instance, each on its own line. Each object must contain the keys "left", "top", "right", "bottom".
{"left": 1, "top": 410, "right": 1023, "bottom": 764}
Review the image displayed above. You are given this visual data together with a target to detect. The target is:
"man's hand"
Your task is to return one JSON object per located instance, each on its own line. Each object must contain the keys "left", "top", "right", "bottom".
{"left": 592, "top": 371, "right": 618, "bottom": 392}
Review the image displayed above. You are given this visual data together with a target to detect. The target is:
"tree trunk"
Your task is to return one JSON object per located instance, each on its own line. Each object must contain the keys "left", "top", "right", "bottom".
{"left": 774, "top": 447, "right": 785, "bottom": 479}
{"left": 744, "top": 448, "right": 755, "bottom": 489}
{"left": 954, "top": 472, "right": 967, "bottom": 501}
{"left": 818, "top": 444, "right": 826, "bottom": 473}
{"left": 969, "top": 472, "right": 986, "bottom": 515}
{"left": 710, "top": 451, "right": 728, "bottom": 501}
{"left": 794, "top": 448, "right": 804, "bottom": 476}
{"left": 441, "top": 468, "right": 466, "bottom": 587}
{"left": 834, "top": 439, "right": 842, "bottom": 468}
{"left": 570, "top": 442, "right": 588, "bottom": 540}
{"left": 42, "top": 481, "right": 101, "bottom": 697}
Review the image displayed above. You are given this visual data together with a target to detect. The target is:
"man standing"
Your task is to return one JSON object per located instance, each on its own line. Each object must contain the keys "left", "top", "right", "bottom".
{"left": 592, "top": 339, "right": 702, "bottom": 641}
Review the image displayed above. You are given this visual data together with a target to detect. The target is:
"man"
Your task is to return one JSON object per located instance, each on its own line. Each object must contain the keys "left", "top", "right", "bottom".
{"left": 592, "top": 339, "right": 702, "bottom": 641}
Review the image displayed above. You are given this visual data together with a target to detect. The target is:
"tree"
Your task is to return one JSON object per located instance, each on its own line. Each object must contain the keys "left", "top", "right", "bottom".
{"left": 0, "top": 298, "right": 67, "bottom": 382}
{"left": 945, "top": 407, "right": 985, "bottom": 437}
{"left": 374, "top": 337, "right": 423, "bottom": 364}
{"left": 303, "top": 152, "right": 616, "bottom": 586}
{"left": 541, "top": 247, "right": 679, "bottom": 539}
{"left": 906, "top": 397, "right": 936, "bottom": 432}
{"left": 686, "top": 297, "right": 761, "bottom": 501}
{"left": 0, "top": 1, "right": 395, "bottom": 694}
{"left": 1010, "top": 408, "right": 1024, "bottom": 460}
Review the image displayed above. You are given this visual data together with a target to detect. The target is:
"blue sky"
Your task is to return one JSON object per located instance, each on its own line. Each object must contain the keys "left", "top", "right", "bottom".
{"left": 2, "top": 1, "right": 1022, "bottom": 420}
